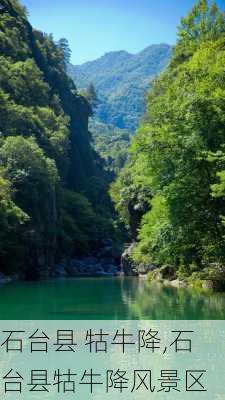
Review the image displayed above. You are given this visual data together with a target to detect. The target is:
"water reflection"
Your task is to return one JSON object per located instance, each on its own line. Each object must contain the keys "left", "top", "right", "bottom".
{"left": 121, "top": 278, "right": 225, "bottom": 319}
{"left": 0, "top": 277, "right": 224, "bottom": 319}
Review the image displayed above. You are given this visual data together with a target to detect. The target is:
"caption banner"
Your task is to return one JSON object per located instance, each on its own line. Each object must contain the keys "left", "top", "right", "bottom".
{"left": 0, "top": 320, "right": 224, "bottom": 399}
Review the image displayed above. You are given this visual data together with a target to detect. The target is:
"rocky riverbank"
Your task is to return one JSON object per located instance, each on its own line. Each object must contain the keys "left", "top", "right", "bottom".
{"left": 146, "top": 263, "right": 225, "bottom": 292}
{"left": 1, "top": 239, "right": 224, "bottom": 294}
{"left": 120, "top": 243, "right": 225, "bottom": 292}
{"left": 120, "top": 243, "right": 157, "bottom": 276}
{"left": 52, "top": 239, "right": 121, "bottom": 278}
{"left": 0, "top": 239, "right": 121, "bottom": 283}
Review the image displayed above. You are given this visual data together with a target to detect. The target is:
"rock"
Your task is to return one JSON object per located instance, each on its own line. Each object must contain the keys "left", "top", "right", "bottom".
{"left": 0, "top": 272, "right": 12, "bottom": 284}
{"left": 104, "top": 264, "right": 119, "bottom": 275}
{"left": 102, "top": 238, "right": 113, "bottom": 247}
{"left": 96, "top": 266, "right": 104, "bottom": 273}
{"left": 11, "top": 273, "right": 21, "bottom": 281}
{"left": 53, "top": 238, "right": 121, "bottom": 278}
{"left": 202, "top": 279, "right": 217, "bottom": 290}
{"left": 151, "top": 270, "right": 163, "bottom": 281}
{"left": 170, "top": 279, "right": 187, "bottom": 288}
{"left": 149, "top": 265, "right": 177, "bottom": 281}
{"left": 160, "top": 265, "right": 176, "bottom": 280}
{"left": 121, "top": 243, "right": 139, "bottom": 276}
{"left": 98, "top": 246, "right": 114, "bottom": 258}
{"left": 68, "top": 258, "right": 99, "bottom": 274}
{"left": 81, "top": 257, "right": 98, "bottom": 266}
{"left": 121, "top": 243, "right": 161, "bottom": 277}
{"left": 100, "top": 257, "right": 115, "bottom": 266}
{"left": 61, "top": 256, "right": 120, "bottom": 277}
{"left": 138, "top": 263, "right": 157, "bottom": 275}
{"left": 52, "top": 264, "right": 68, "bottom": 278}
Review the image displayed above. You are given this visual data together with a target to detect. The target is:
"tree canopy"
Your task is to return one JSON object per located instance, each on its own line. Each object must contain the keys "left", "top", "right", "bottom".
{"left": 112, "top": 0, "right": 225, "bottom": 272}
{"left": 0, "top": 0, "right": 114, "bottom": 277}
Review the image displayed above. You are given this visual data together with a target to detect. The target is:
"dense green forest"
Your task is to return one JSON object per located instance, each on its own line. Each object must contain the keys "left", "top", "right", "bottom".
{"left": 112, "top": 0, "right": 225, "bottom": 288}
{"left": 89, "top": 119, "right": 131, "bottom": 174}
{"left": 0, "top": 0, "right": 116, "bottom": 278}
{"left": 1, "top": 0, "right": 225, "bottom": 290}
{"left": 69, "top": 45, "right": 171, "bottom": 175}
{"left": 69, "top": 44, "right": 172, "bottom": 132}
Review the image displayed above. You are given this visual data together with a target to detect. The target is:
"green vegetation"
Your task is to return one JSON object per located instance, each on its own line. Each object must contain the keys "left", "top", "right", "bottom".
{"left": 89, "top": 119, "right": 131, "bottom": 174}
{"left": 69, "top": 41, "right": 171, "bottom": 180}
{"left": 0, "top": 0, "right": 115, "bottom": 278}
{"left": 69, "top": 45, "right": 172, "bottom": 132}
{"left": 112, "top": 0, "right": 225, "bottom": 288}
{"left": 2, "top": 0, "right": 225, "bottom": 293}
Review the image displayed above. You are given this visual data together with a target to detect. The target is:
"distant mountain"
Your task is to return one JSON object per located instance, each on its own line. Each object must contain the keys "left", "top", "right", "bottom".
{"left": 68, "top": 44, "right": 172, "bottom": 131}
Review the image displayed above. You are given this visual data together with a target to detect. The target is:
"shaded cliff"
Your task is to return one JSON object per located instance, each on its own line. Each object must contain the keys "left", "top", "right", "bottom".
{"left": 0, "top": 0, "right": 114, "bottom": 278}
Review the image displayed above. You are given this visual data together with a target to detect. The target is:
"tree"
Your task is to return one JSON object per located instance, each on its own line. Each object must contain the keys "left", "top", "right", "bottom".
{"left": 0, "top": 169, "right": 29, "bottom": 273}
{"left": 57, "top": 38, "right": 72, "bottom": 66}
{"left": 173, "top": 0, "right": 225, "bottom": 65}
{"left": 0, "top": 0, "right": 115, "bottom": 276}
{"left": 85, "top": 83, "right": 99, "bottom": 113}
{"left": 112, "top": 0, "right": 225, "bottom": 270}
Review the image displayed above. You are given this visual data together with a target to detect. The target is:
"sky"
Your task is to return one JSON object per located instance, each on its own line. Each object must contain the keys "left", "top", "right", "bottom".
{"left": 21, "top": 0, "right": 225, "bottom": 65}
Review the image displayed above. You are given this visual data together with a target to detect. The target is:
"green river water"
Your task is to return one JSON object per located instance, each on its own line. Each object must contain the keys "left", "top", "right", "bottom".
{"left": 0, "top": 277, "right": 225, "bottom": 319}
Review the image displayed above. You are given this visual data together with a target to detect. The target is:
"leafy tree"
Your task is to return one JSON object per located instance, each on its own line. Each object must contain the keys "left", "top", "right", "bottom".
{"left": 173, "top": 0, "right": 225, "bottom": 64}
{"left": 0, "top": 0, "right": 115, "bottom": 276}
{"left": 0, "top": 169, "right": 29, "bottom": 273}
{"left": 57, "top": 37, "right": 72, "bottom": 66}
{"left": 85, "top": 83, "right": 99, "bottom": 113}
{"left": 89, "top": 119, "right": 130, "bottom": 174}
{"left": 112, "top": 0, "right": 225, "bottom": 271}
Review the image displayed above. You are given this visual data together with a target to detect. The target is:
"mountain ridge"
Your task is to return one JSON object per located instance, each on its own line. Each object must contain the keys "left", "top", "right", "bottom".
{"left": 68, "top": 43, "right": 172, "bottom": 131}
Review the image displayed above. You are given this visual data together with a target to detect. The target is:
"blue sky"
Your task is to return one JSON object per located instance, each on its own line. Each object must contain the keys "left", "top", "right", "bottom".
{"left": 21, "top": 0, "right": 225, "bottom": 65}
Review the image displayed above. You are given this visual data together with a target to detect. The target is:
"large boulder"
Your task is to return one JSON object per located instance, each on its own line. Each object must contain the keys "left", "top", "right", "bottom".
{"left": 0, "top": 272, "right": 12, "bottom": 284}
{"left": 160, "top": 265, "right": 176, "bottom": 280}
{"left": 138, "top": 263, "right": 157, "bottom": 275}
{"left": 52, "top": 263, "right": 68, "bottom": 278}
{"left": 148, "top": 265, "right": 177, "bottom": 282}
{"left": 121, "top": 243, "right": 158, "bottom": 276}
{"left": 202, "top": 280, "right": 215, "bottom": 290}
{"left": 121, "top": 243, "right": 139, "bottom": 276}
{"left": 170, "top": 279, "right": 188, "bottom": 288}
{"left": 52, "top": 237, "right": 121, "bottom": 277}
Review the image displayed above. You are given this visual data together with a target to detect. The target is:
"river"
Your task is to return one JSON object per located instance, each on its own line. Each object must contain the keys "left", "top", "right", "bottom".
{"left": 0, "top": 277, "right": 225, "bottom": 319}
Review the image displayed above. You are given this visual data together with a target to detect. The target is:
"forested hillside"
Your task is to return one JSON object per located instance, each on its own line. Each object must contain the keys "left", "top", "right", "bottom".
{"left": 0, "top": 0, "right": 114, "bottom": 278}
{"left": 89, "top": 119, "right": 131, "bottom": 174}
{"left": 69, "top": 44, "right": 172, "bottom": 132}
{"left": 69, "top": 44, "right": 171, "bottom": 175}
{"left": 112, "top": 0, "right": 225, "bottom": 288}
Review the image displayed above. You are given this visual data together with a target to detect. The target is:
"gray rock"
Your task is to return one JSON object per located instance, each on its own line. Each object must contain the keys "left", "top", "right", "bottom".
{"left": 202, "top": 280, "right": 217, "bottom": 290}
{"left": 83, "top": 257, "right": 98, "bottom": 265}
{"left": 100, "top": 257, "right": 115, "bottom": 265}
{"left": 151, "top": 270, "right": 163, "bottom": 281}
{"left": 170, "top": 279, "right": 187, "bottom": 288}
{"left": 0, "top": 272, "right": 12, "bottom": 284}
{"left": 121, "top": 243, "right": 139, "bottom": 276}
{"left": 69, "top": 259, "right": 81, "bottom": 268}
{"left": 102, "top": 238, "right": 113, "bottom": 247}
{"left": 138, "top": 263, "right": 157, "bottom": 275}
{"left": 104, "top": 264, "right": 119, "bottom": 275}
{"left": 98, "top": 247, "right": 114, "bottom": 258}
{"left": 54, "top": 241, "right": 121, "bottom": 277}
{"left": 53, "top": 264, "right": 68, "bottom": 277}
{"left": 160, "top": 265, "right": 176, "bottom": 280}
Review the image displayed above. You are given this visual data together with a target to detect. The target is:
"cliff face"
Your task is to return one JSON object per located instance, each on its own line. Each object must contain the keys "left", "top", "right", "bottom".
{"left": 1, "top": 0, "right": 98, "bottom": 187}
{"left": 0, "top": 0, "right": 112, "bottom": 278}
